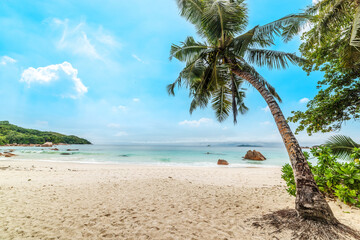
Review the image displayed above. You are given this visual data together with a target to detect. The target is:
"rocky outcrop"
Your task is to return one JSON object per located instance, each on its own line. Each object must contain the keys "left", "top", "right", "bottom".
{"left": 2, "top": 143, "right": 70, "bottom": 147}
{"left": 217, "top": 159, "right": 229, "bottom": 165}
{"left": 244, "top": 150, "right": 266, "bottom": 161}
{"left": 3, "top": 152, "right": 16, "bottom": 157}
{"left": 41, "top": 142, "right": 53, "bottom": 147}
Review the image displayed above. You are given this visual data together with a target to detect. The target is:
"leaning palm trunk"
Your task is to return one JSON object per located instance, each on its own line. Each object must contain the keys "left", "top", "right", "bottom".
{"left": 231, "top": 69, "right": 338, "bottom": 224}
{"left": 171, "top": 0, "right": 341, "bottom": 225}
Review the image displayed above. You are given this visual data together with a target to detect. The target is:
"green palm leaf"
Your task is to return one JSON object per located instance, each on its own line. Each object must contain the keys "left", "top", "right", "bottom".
{"left": 229, "top": 27, "right": 258, "bottom": 57}
{"left": 230, "top": 74, "right": 248, "bottom": 123}
{"left": 255, "top": 14, "right": 310, "bottom": 43}
{"left": 170, "top": 36, "right": 210, "bottom": 62}
{"left": 211, "top": 85, "right": 232, "bottom": 122}
{"left": 246, "top": 48, "right": 304, "bottom": 69}
{"left": 325, "top": 135, "right": 360, "bottom": 160}
{"left": 350, "top": 5, "right": 360, "bottom": 47}
{"left": 201, "top": 0, "right": 247, "bottom": 44}
{"left": 176, "top": 0, "right": 204, "bottom": 25}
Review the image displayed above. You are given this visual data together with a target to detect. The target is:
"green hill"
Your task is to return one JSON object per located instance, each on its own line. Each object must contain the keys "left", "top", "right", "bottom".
{"left": 0, "top": 121, "right": 91, "bottom": 145}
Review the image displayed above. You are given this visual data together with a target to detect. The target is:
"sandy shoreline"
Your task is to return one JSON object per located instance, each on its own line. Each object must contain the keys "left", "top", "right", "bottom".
{"left": 1, "top": 160, "right": 359, "bottom": 239}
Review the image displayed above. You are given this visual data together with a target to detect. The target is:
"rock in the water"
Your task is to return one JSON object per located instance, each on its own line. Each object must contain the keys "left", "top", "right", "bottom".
{"left": 50, "top": 148, "right": 59, "bottom": 151}
{"left": 244, "top": 150, "right": 266, "bottom": 161}
{"left": 217, "top": 159, "right": 229, "bottom": 165}
{"left": 4, "top": 152, "right": 16, "bottom": 157}
{"left": 41, "top": 142, "right": 53, "bottom": 147}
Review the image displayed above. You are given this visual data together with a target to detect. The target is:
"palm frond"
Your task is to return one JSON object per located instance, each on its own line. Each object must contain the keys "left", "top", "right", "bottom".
{"left": 176, "top": 0, "right": 204, "bottom": 25}
{"left": 325, "top": 135, "right": 360, "bottom": 160}
{"left": 167, "top": 76, "right": 182, "bottom": 96}
{"left": 350, "top": 6, "right": 360, "bottom": 47}
{"left": 305, "top": 0, "right": 334, "bottom": 15}
{"left": 170, "top": 37, "right": 210, "bottom": 62}
{"left": 230, "top": 73, "right": 248, "bottom": 123}
{"left": 246, "top": 48, "right": 305, "bottom": 69}
{"left": 281, "top": 14, "right": 311, "bottom": 42}
{"left": 229, "top": 27, "right": 259, "bottom": 57}
{"left": 255, "top": 14, "right": 310, "bottom": 43}
{"left": 167, "top": 57, "right": 208, "bottom": 96}
{"left": 317, "top": 0, "right": 350, "bottom": 31}
{"left": 211, "top": 85, "right": 232, "bottom": 122}
{"left": 189, "top": 88, "right": 211, "bottom": 114}
{"left": 231, "top": 74, "right": 238, "bottom": 123}
{"left": 201, "top": 0, "right": 247, "bottom": 44}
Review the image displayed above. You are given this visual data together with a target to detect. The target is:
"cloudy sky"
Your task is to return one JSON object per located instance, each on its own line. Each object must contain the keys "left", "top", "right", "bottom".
{"left": 0, "top": 0, "right": 357, "bottom": 145}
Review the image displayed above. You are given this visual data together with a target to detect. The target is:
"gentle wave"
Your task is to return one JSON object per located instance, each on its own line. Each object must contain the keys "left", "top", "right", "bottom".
{"left": 0, "top": 144, "right": 290, "bottom": 167}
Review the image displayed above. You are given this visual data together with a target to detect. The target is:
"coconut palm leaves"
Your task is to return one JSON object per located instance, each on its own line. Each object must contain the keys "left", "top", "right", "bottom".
{"left": 326, "top": 135, "right": 360, "bottom": 160}
{"left": 201, "top": 0, "right": 247, "bottom": 44}
{"left": 351, "top": 6, "right": 360, "bottom": 47}
{"left": 279, "top": 0, "right": 360, "bottom": 48}
{"left": 169, "top": 0, "right": 302, "bottom": 123}
{"left": 246, "top": 49, "right": 304, "bottom": 70}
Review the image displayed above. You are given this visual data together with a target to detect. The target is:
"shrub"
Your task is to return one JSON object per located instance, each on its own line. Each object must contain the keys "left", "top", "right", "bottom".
{"left": 281, "top": 146, "right": 360, "bottom": 208}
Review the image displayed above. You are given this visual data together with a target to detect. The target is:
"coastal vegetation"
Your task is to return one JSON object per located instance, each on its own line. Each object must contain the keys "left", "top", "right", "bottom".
{"left": 168, "top": 0, "right": 338, "bottom": 224}
{"left": 0, "top": 121, "right": 91, "bottom": 145}
{"left": 325, "top": 135, "right": 360, "bottom": 160}
{"left": 285, "top": 0, "right": 360, "bottom": 135}
{"left": 282, "top": 146, "right": 360, "bottom": 208}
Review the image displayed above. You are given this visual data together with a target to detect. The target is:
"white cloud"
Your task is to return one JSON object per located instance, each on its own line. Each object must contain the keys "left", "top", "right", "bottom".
{"left": 52, "top": 18, "right": 120, "bottom": 60}
{"left": 132, "top": 54, "right": 145, "bottom": 63}
{"left": 0, "top": 56, "right": 16, "bottom": 65}
{"left": 20, "top": 61, "right": 88, "bottom": 98}
{"left": 115, "top": 131, "right": 128, "bottom": 137}
{"left": 299, "top": 98, "right": 310, "bottom": 104}
{"left": 260, "top": 121, "right": 272, "bottom": 126}
{"left": 261, "top": 106, "right": 270, "bottom": 113}
{"left": 107, "top": 123, "right": 121, "bottom": 128}
{"left": 112, "top": 105, "right": 127, "bottom": 112}
{"left": 179, "top": 118, "right": 213, "bottom": 127}
{"left": 133, "top": 98, "right": 140, "bottom": 102}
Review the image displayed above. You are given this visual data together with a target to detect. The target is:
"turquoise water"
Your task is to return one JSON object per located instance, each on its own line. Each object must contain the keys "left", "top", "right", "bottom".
{"left": 0, "top": 144, "right": 292, "bottom": 167}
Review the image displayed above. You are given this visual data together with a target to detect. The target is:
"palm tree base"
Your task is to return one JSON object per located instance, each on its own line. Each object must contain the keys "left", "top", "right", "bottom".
{"left": 295, "top": 188, "right": 339, "bottom": 224}
{"left": 252, "top": 209, "right": 360, "bottom": 240}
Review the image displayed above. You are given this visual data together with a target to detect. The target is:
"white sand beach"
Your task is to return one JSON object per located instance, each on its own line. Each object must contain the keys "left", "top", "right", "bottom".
{"left": 1, "top": 160, "right": 359, "bottom": 239}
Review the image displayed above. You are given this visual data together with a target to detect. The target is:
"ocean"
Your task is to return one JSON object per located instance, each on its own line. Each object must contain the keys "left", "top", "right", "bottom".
{"left": 0, "top": 144, "right": 293, "bottom": 167}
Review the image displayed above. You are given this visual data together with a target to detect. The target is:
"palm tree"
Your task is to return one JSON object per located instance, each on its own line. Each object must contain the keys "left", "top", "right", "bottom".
{"left": 168, "top": 0, "right": 338, "bottom": 224}
{"left": 326, "top": 135, "right": 360, "bottom": 160}
{"left": 352, "top": 5, "right": 360, "bottom": 47}
{"left": 278, "top": 0, "right": 360, "bottom": 62}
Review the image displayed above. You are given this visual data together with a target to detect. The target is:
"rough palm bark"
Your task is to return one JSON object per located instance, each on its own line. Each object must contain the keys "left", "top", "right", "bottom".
{"left": 230, "top": 68, "right": 339, "bottom": 224}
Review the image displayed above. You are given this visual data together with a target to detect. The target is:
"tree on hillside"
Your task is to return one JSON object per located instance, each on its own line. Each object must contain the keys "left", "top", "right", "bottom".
{"left": 168, "top": 0, "right": 338, "bottom": 224}
{"left": 282, "top": 0, "right": 360, "bottom": 135}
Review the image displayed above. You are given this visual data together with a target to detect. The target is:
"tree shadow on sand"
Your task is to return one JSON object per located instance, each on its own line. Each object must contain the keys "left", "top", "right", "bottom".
{"left": 250, "top": 209, "right": 360, "bottom": 240}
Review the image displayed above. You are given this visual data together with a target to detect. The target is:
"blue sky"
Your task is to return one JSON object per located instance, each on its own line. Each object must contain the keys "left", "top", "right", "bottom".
{"left": 0, "top": 0, "right": 357, "bottom": 145}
